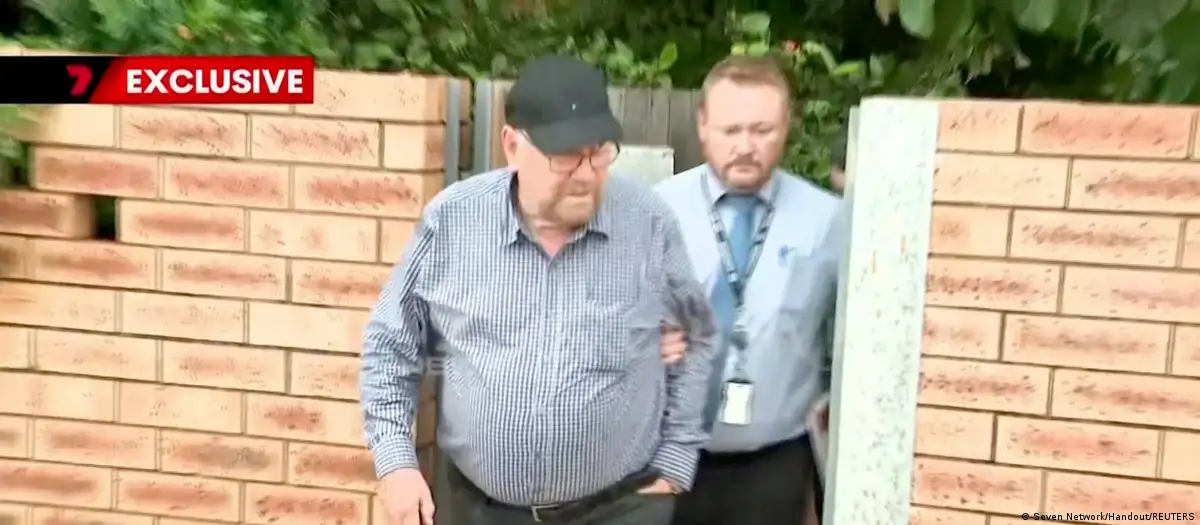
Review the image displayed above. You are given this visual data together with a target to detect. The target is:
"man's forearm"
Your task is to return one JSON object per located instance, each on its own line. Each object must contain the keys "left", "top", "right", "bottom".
{"left": 653, "top": 335, "right": 715, "bottom": 491}
{"left": 361, "top": 314, "right": 423, "bottom": 478}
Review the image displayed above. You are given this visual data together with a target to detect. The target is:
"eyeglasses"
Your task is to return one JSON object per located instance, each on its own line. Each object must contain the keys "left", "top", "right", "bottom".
{"left": 523, "top": 132, "right": 621, "bottom": 174}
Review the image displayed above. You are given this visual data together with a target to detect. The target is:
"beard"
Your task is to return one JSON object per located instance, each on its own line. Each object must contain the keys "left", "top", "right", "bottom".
{"left": 541, "top": 182, "right": 603, "bottom": 228}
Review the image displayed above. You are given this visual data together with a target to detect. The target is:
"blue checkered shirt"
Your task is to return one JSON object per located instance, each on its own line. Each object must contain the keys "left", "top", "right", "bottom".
{"left": 360, "top": 168, "right": 718, "bottom": 506}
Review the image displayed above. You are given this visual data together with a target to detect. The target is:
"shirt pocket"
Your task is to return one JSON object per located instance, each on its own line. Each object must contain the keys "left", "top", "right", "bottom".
{"left": 779, "top": 255, "right": 837, "bottom": 333}
{"left": 582, "top": 262, "right": 664, "bottom": 373}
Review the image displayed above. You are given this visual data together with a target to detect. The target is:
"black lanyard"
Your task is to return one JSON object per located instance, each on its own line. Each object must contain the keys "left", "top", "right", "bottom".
{"left": 701, "top": 176, "right": 780, "bottom": 309}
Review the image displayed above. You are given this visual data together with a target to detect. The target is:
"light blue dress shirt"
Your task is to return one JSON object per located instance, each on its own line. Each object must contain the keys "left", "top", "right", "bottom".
{"left": 655, "top": 165, "right": 844, "bottom": 453}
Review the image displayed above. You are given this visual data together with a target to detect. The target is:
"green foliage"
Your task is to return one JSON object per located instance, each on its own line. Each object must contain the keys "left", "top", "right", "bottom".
{"left": 872, "top": 0, "right": 1200, "bottom": 103}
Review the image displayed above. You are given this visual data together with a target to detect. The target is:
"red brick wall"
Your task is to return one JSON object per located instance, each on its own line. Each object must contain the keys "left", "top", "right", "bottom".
{"left": 914, "top": 101, "right": 1200, "bottom": 524}
{"left": 0, "top": 55, "right": 461, "bottom": 525}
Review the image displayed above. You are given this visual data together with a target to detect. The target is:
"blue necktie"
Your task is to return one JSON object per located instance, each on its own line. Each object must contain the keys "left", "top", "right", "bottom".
{"left": 702, "top": 194, "right": 760, "bottom": 431}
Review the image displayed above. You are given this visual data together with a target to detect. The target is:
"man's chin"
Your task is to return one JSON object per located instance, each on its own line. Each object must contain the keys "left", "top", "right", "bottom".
{"left": 723, "top": 167, "right": 767, "bottom": 189}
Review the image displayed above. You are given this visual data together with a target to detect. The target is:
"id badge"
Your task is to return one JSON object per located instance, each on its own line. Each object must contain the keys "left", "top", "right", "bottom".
{"left": 718, "top": 380, "right": 754, "bottom": 425}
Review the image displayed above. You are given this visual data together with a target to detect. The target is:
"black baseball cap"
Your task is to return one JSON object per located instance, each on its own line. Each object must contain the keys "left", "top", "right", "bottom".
{"left": 505, "top": 55, "right": 623, "bottom": 155}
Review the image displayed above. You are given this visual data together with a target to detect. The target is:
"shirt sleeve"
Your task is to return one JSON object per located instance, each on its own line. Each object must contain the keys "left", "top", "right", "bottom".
{"left": 651, "top": 212, "right": 718, "bottom": 492}
{"left": 820, "top": 199, "right": 851, "bottom": 392}
{"left": 360, "top": 207, "right": 439, "bottom": 479}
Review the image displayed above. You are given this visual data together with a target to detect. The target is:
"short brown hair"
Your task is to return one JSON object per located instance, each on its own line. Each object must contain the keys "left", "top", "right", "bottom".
{"left": 698, "top": 55, "right": 791, "bottom": 110}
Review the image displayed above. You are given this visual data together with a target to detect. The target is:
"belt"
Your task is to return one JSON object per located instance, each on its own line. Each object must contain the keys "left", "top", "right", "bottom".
{"left": 452, "top": 465, "right": 659, "bottom": 522}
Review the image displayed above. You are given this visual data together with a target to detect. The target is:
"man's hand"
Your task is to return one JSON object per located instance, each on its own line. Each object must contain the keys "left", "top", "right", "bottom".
{"left": 637, "top": 477, "right": 676, "bottom": 495}
{"left": 811, "top": 394, "right": 830, "bottom": 433}
{"left": 660, "top": 324, "right": 686, "bottom": 365}
{"left": 378, "top": 468, "right": 434, "bottom": 525}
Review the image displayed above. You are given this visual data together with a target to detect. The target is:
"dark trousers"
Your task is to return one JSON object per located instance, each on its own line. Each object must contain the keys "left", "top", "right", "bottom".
{"left": 671, "top": 434, "right": 816, "bottom": 525}
{"left": 446, "top": 462, "right": 675, "bottom": 525}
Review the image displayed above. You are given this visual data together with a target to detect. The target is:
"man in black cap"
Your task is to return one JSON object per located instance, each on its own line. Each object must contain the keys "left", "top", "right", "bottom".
{"left": 362, "top": 55, "right": 717, "bottom": 525}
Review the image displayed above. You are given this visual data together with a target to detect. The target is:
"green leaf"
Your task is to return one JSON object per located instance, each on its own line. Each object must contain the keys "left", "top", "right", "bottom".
{"left": 1012, "top": 0, "right": 1058, "bottom": 32}
{"left": 738, "top": 12, "right": 771, "bottom": 36}
{"left": 747, "top": 41, "right": 769, "bottom": 56}
{"left": 929, "top": 0, "right": 975, "bottom": 47}
{"left": 1047, "top": 0, "right": 1092, "bottom": 38}
{"left": 898, "top": 0, "right": 936, "bottom": 38}
{"left": 1093, "top": 0, "right": 1188, "bottom": 47}
{"left": 657, "top": 42, "right": 678, "bottom": 70}
{"left": 731, "top": 43, "right": 748, "bottom": 55}
{"left": 1157, "top": 63, "right": 1199, "bottom": 102}
{"left": 875, "top": 0, "right": 899, "bottom": 24}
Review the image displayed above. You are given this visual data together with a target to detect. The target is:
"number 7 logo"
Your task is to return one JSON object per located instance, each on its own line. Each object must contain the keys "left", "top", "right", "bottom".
{"left": 65, "top": 64, "right": 93, "bottom": 96}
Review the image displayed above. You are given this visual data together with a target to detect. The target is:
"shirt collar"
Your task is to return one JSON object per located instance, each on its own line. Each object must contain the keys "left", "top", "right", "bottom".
{"left": 704, "top": 165, "right": 780, "bottom": 207}
{"left": 500, "top": 169, "right": 613, "bottom": 246}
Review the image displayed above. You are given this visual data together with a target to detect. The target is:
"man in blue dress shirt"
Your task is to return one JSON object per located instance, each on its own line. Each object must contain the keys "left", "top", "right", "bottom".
{"left": 361, "top": 55, "right": 717, "bottom": 525}
{"left": 656, "top": 55, "right": 844, "bottom": 525}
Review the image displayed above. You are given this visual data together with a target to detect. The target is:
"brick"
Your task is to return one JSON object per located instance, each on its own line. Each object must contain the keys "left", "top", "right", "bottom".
{"left": 160, "top": 519, "right": 234, "bottom": 525}
{"left": 994, "top": 416, "right": 1158, "bottom": 478}
{"left": 120, "top": 291, "right": 246, "bottom": 343}
{"left": 928, "top": 205, "right": 1009, "bottom": 257}
{"left": 379, "top": 220, "right": 416, "bottom": 263}
{"left": 1044, "top": 472, "right": 1200, "bottom": 521}
{"left": 30, "top": 147, "right": 158, "bottom": 198}
{"left": 911, "top": 457, "right": 1041, "bottom": 514}
{"left": 163, "top": 157, "right": 290, "bottom": 209}
{"left": 0, "top": 282, "right": 116, "bottom": 331}
{"left": 116, "top": 470, "right": 241, "bottom": 522}
{"left": 31, "top": 508, "right": 154, "bottom": 525}
{"left": 34, "top": 330, "right": 158, "bottom": 381}
{"left": 160, "top": 430, "right": 285, "bottom": 482}
{"left": 12, "top": 105, "right": 116, "bottom": 148}
{"left": 0, "top": 504, "right": 26, "bottom": 525}
{"left": 1163, "top": 431, "right": 1200, "bottom": 482}
{"left": 117, "top": 200, "right": 246, "bottom": 251}
{"left": 293, "top": 166, "right": 438, "bottom": 219}
{"left": 1184, "top": 220, "right": 1200, "bottom": 269}
{"left": 248, "top": 302, "right": 370, "bottom": 353}
{"left": 119, "top": 383, "right": 242, "bottom": 433}
{"left": 1069, "top": 159, "right": 1200, "bottom": 214}
{"left": 0, "top": 416, "right": 29, "bottom": 458}
{"left": 251, "top": 115, "right": 380, "bottom": 167}
{"left": 28, "top": 239, "right": 156, "bottom": 289}
{"left": 937, "top": 100, "right": 1021, "bottom": 153}
{"left": 291, "top": 260, "right": 390, "bottom": 308}
{"left": 287, "top": 443, "right": 375, "bottom": 491}
{"left": 1021, "top": 102, "right": 1194, "bottom": 158}
{"left": 1052, "top": 369, "right": 1200, "bottom": 430}
{"left": 248, "top": 210, "right": 377, "bottom": 262}
{"left": 243, "top": 483, "right": 370, "bottom": 525}
{"left": 0, "top": 190, "right": 94, "bottom": 238}
{"left": 933, "top": 153, "right": 1069, "bottom": 208}
{"left": 246, "top": 394, "right": 364, "bottom": 446}
{"left": 383, "top": 124, "right": 445, "bottom": 171}
{"left": 175, "top": 103, "right": 291, "bottom": 114}
{"left": 925, "top": 258, "right": 1060, "bottom": 313}
{"left": 919, "top": 358, "right": 1050, "bottom": 414}
{"left": 0, "top": 460, "right": 111, "bottom": 508}
{"left": 910, "top": 507, "right": 987, "bottom": 525}
{"left": 1010, "top": 210, "right": 1180, "bottom": 267}
{"left": 32, "top": 420, "right": 155, "bottom": 469}
{"left": 162, "top": 341, "right": 286, "bottom": 392}
{"left": 0, "top": 235, "right": 29, "bottom": 279}
{"left": 1175, "top": 326, "right": 1200, "bottom": 377}
{"left": 290, "top": 352, "right": 360, "bottom": 399}
{"left": 1002, "top": 315, "right": 1170, "bottom": 373}
{"left": 1070, "top": 161, "right": 1200, "bottom": 219}
{"left": 297, "top": 71, "right": 446, "bottom": 122}
{"left": 1061, "top": 266, "right": 1200, "bottom": 323}
{"left": 0, "top": 372, "right": 114, "bottom": 421}
{"left": 160, "top": 249, "right": 286, "bottom": 301}
{"left": 119, "top": 107, "right": 247, "bottom": 157}
{"left": 922, "top": 307, "right": 1001, "bottom": 359}
{"left": 913, "top": 407, "right": 992, "bottom": 460}
{"left": 0, "top": 327, "right": 31, "bottom": 369}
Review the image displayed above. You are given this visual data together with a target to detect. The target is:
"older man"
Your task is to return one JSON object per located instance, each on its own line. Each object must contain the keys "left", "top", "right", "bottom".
{"left": 361, "top": 55, "right": 717, "bottom": 525}
{"left": 656, "top": 55, "right": 844, "bottom": 525}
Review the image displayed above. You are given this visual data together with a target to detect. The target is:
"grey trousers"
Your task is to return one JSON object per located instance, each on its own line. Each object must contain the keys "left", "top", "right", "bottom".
{"left": 446, "top": 464, "right": 674, "bottom": 525}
